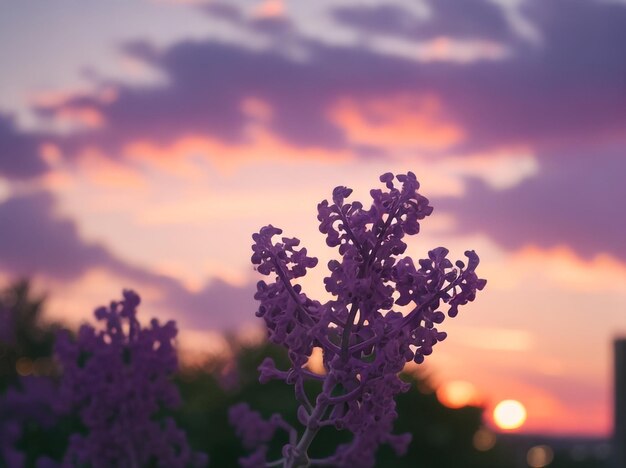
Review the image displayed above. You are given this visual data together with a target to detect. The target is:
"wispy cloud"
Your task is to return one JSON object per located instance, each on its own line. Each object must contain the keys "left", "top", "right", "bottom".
{"left": 0, "top": 190, "right": 257, "bottom": 331}
{"left": 436, "top": 148, "right": 626, "bottom": 261}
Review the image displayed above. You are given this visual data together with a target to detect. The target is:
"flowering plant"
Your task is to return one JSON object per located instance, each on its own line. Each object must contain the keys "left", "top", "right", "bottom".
{"left": 55, "top": 290, "right": 207, "bottom": 468}
{"left": 0, "top": 376, "right": 59, "bottom": 467}
{"left": 232, "top": 172, "right": 486, "bottom": 467}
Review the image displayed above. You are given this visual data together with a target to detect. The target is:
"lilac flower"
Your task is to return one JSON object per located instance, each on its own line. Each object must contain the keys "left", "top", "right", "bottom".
{"left": 55, "top": 290, "right": 207, "bottom": 468}
{"left": 0, "top": 377, "right": 60, "bottom": 468}
{"left": 229, "top": 403, "right": 295, "bottom": 450}
{"left": 237, "top": 172, "right": 486, "bottom": 467}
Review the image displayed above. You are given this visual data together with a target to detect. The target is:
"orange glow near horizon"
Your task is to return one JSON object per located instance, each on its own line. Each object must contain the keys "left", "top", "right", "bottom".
{"left": 436, "top": 380, "right": 482, "bottom": 408}
{"left": 493, "top": 400, "right": 527, "bottom": 430}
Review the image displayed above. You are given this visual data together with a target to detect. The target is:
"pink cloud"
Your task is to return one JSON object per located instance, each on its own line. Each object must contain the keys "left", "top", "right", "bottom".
{"left": 123, "top": 126, "right": 355, "bottom": 172}
{"left": 329, "top": 94, "right": 464, "bottom": 151}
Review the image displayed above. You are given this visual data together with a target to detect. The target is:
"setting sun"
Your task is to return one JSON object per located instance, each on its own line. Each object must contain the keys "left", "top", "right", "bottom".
{"left": 493, "top": 400, "right": 527, "bottom": 430}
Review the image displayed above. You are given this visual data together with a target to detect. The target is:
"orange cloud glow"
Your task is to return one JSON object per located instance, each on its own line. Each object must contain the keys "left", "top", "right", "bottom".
{"left": 30, "top": 89, "right": 87, "bottom": 108}
{"left": 124, "top": 125, "right": 354, "bottom": 173}
{"left": 75, "top": 148, "right": 146, "bottom": 189}
{"left": 30, "top": 86, "right": 118, "bottom": 107}
{"left": 253, "top": 0, "right": 285, "bottom": 19}
{"left": 52, "top": 106, "right": 106, "bottom": 130}
{"left": 503, "top": 245, "right": 626, "bottom": 293}
{"left": 39, "top": 142, "right": 62, "bottom": 166}
{"left": 329, "top": 94, "right": 464, "bottom": 151}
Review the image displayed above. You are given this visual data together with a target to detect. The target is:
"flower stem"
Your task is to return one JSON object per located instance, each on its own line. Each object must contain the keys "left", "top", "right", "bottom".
{"left": 285, "top": 402, "right": 328, "bottom": 468}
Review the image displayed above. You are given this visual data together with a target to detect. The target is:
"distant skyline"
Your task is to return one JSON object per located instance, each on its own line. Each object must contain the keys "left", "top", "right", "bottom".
{"left": 1, "top": 0, "right": 625, "bottom": 436}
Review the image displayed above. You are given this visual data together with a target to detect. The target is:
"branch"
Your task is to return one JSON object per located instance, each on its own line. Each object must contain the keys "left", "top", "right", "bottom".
{"left": 397, "top": 276, "right": 461, "bottom": 330}
{"left": 366, "top": 199, "right": 401, "bottom": 269}
{"left": 340, "top": 301, "right": 359, "bottom": 361}
{"left": 273, "top": 259, "right": 315, "bottom": 327}
{"left": 348, "top": 334, "right": 381, "bottom": 355}
{"left": 295, "top": 377, "right": 314, "bottom": 412}
{"left": 336, "top": 205, "right": 367, "bottom": 260}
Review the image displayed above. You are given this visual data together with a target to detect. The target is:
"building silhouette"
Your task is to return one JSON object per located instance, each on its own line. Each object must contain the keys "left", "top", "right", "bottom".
{"left": 614, "top": 339, "right": 626, "bottom": 468}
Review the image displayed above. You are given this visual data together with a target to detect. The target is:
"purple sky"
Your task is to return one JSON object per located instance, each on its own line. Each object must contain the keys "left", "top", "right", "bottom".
{"left": 1, "top": 0, "right": 625, "bottom": 436}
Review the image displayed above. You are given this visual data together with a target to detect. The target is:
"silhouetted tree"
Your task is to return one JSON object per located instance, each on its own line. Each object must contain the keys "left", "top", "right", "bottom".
{"left": 0, "top": 279, "right": 59, "bottom": 391}
{"left": 174, "top": 341, "right": 515, "bottom": 467}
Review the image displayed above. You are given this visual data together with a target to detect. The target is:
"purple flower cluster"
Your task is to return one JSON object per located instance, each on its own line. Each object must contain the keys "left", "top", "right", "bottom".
{"left": 55, "top": 290, "right": 207, "bottom": 468}
{"left": 228, "top": 403, "right": 296, "bottom": 468}
{"left": 235, "top": 172, "right": 486, "bottom": 467}
{"left": 0, "top": 377, "right": 59, "bottom": 468}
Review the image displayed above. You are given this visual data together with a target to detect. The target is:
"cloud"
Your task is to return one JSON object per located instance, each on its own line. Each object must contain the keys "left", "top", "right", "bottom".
{"left": 200, "top": 2, "right": 242, "bottom": 22}
{"left": 24, "top": 0, "right": 623, "bottom": 166}
{"left": 436, "top": 148, "right": 626, "bottom": 262}
{"left": 0, "top": 191, "right": 114, "bottom": 279}
{"left": 0, "top": 114, "right": 48, "bottom": 179}
{"left": 332, "top": 0, "right": 514, "bottom": 43}
{"left": 163, "top": 278, "right": 257, "bottom": 330}
{"left": 0, "top": 190, "right": 258, "bottom": 331}
{"left": 4, "top": 0, "right": 625, "bottom": 268}
{"left": 502, "top": 245, "right": 626, "bottom": 294}
{"left": 0, "top": 190, "right": 181, "bottom": 293}
{"left": 454, "top": 326, "right": 534, "bottom": 352}
{"left": 328, "top": 94, "right": 464, "bottom": 151}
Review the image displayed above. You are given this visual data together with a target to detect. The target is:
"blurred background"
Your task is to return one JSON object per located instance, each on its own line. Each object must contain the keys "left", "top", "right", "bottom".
{"left": 0, "top": 0, "right": 625, "bottom": 466}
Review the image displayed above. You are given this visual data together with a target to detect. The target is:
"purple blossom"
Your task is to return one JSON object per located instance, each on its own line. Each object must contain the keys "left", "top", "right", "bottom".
{"left": 230, "top": 403, "right": 276, "bottom": 451}
{"left": 238, "top": 172, "right": 486, "bottom": 467}
{"left": 229, "top": 402, "right": 297, "bottom": 468}
{"left": 55, "top": 290, "right": 207, "bottom": 468}
{"left": 0, "top": 377, "right": 60, "bottom": 468}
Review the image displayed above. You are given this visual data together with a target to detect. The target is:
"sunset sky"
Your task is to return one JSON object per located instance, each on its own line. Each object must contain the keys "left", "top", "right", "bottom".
{"left": 1, "top": 0, "right": 625, "bottom": 436}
